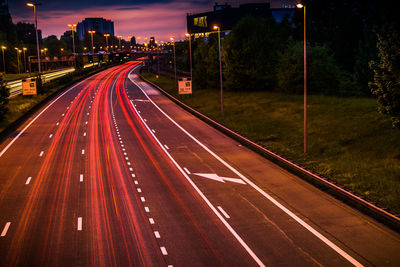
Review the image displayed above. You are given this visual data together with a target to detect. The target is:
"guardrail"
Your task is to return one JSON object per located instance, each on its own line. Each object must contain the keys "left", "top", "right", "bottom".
{"left": 138, "top": 73, "right": 400, "bottom": 233}
{"left": 6, "top": 63, "right": 97, "bottom": 98}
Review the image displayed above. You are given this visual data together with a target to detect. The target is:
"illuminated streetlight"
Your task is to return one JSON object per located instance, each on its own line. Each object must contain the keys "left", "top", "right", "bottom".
{"left": 1, "top": 46, "right": 6, "bottom": 74}
{"left": 88, "top": 30, "right": 96, "bottom": 54}
{"left": 23, "top": 47, "right": 27, "bottom": 72}
{"left": 67, "top": 23, "right": 77, "bottom": 68}
{"left": 170, "top": 37, "right": 177, "bottom": 88}
{"left": 117, "top": 35, "right": 122, "bottom": 50}
{"left": 186, "top": 33, "right": 193, "bottom": 83}
{"left": 297, "top": 2, "right": 307, "bottom": 153}
{"left": 213, "top": 25, "right": 223, "bottom": 113}
{"left": 104, "top": 34, "right": 110, "bottom": 52}
{"left": 27, "top": 2, "right": 41, "bottom": 73}
{"left": 15, "top": 48, "right": 21, "bottom": 74}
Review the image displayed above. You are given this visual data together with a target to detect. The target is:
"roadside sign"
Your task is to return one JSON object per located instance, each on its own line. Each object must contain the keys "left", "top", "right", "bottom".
{"left": 178, "top": 78, "right": 192, "bottom": 95}
{"left": 22, "top": 78, "right": 37, "bottom": 95}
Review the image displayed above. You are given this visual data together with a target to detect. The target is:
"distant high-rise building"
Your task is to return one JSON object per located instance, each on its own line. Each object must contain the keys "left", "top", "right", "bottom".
{"left": 77, "top": 18, "right": 114, "bottom": 40}
{"left": 149, "top": 37, "right": 156, "bottom": 48}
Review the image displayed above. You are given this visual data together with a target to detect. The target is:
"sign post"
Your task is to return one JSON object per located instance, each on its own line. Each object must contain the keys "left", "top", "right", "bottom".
{"left": 178, "top": 78, "right": 192, "bottom": 95}
{"left": 22, "top": 78, "right": 37, "bottom": 95}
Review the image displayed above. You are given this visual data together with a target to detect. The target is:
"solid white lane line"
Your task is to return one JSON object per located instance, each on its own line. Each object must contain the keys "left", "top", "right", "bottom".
{"left": 77, "top": 217, "right": 82, "bottom": 231}
{"left": 145, "top": 207, "right": 150, "bottom": 213}
{"left": 80, "top": 174, "right": 83, "bottom": 182}
{"left": 141, "top": 197, "right": 145, "bottom": 202}
{"left": 160, "top": 247, "right": 168, "bottom": 255}
{"left": 131, "top": 75, "right": 363, "bottom": 267}
{"left": 217, "top": 206, "right": 231, "bottom": 219}
{"left": 149, "top": 218, "right": 155, "bottom": 224}
{"left": 154, "top": 231, "right": 160, "bottom": 238}
{"left": 39, "top": 151, "right": 44, "bottom": 157}
{"left": 164, "top": 144, "right": 169, "bottom": 150}
{"left": 183, "top": 167, "right": 191, "bottom": 175}
{"left": 49, "top": 134, "right": 53, "bottom": 139}
{"left": 25, "top": 177, "right": 32, "bottom": 185}
{"left": 81, "top": 149, "right": 85, "bottom": 155}
{"left": 1, "top": 222, "right": 11, "bottom": 237}
{"left": 137, "top": 188, "right": 142, "bottom": 193}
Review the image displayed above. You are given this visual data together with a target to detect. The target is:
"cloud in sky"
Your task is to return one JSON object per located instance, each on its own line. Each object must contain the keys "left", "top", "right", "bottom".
{"left": 9, "top": 0, "right": 286, "bottom": 42}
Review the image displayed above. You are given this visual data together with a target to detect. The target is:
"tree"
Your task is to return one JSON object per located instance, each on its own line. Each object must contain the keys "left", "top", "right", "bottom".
{"left": 369, "top": 29, "right": 400, "bottom": 128}
{"left": 0, "top": 76, "right": 10, "bottom": 121}
{"left": 277, "top": 40, "right": 342, "bottom": 94}
{"left": 223, "top": 16, "right": 290, "bottom": 91}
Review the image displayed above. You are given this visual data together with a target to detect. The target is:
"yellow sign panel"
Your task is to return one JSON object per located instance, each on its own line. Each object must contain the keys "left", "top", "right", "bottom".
{"left": 22, "top": 78, "right": 37, "bottom": 95}
{"left": 194, "top": 16, "right": 207, "bottom": 28}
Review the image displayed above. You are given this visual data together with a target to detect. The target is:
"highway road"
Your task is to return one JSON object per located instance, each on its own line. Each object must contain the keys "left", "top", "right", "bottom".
{"left": 0, "top": 61, "right": 399, "bottom": 266}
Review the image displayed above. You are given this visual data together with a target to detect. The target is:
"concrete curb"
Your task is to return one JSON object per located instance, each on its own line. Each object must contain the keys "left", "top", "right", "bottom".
{"left": 138, "top": 73, "right": 400, "bottom": 234}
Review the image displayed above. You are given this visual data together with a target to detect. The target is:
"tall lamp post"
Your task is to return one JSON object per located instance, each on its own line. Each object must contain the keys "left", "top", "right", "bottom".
{"left": 23, "top": 47, "right": 27, "bottom": 72}
{"left": 1, "top": 46, "right": 6, "bottom": 74}
{"left": 27, "top": 2, "right": 41, "bottom": 74}
{"left": 15, "top": 48, "right": 21, "bottom": 74}
{"left": 117, "top": 35, "right": 122, "bottom": 50}
{"left": 185, "top": 33, "right": 193, "bottom": 82}
{"left": 104, "top": 34, "right": 110, "bottom": 52}
{"left": 297, "top": 2, "right": 307, "bottom": 153}
{"left": 67, "top": 24, "right": 77, "bottom": 68}
{"left": 170, "top": 37, "right": 177, "bottom": 89}
{"left": 88, "top": 30, "right": 96, "bottom": 54}
{"left": 213, "top": 25, "right": 223, "bottom": 113}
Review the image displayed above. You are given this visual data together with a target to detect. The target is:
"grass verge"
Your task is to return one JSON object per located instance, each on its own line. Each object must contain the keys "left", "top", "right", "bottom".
{"left": 141, "top": 71, "right": 400, "bottom": 214}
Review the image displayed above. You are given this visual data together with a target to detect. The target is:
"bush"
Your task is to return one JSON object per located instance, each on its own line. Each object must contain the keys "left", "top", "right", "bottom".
{"left": 0, "top": 76, "right": 10, "bottom": 121}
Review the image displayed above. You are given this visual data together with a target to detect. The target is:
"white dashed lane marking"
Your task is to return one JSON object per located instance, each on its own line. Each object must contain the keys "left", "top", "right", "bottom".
{"left": 25, "top": 177, "right": 32, "bottom": 185}
{"left": 1, "top": 222, "right": 11, "bottom": 237}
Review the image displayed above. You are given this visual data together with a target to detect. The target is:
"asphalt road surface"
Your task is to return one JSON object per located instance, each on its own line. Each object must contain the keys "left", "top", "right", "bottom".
{"left": 0, "top": 61, "right": 400, "bottom": 266}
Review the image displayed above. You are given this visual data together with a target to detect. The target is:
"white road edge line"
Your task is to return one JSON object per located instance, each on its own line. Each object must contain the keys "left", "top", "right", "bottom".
{"left": 26, "top": 177, "right": 32, "bottom": 185}
{"left": 0, "top": 77, "right": 90, "bottom": 158}
{"left": 129, "top": 72, "right": 363, "bottom": 267}
{"left": 1, "top": 222, "right": 11, "bottom": 237}
{"left": 217, "top": 206, "right": 231, "bottom": 219}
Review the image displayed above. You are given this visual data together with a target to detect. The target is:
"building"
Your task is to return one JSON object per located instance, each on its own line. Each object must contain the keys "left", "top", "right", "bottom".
{"left": 77, "top": 18, "right": 114, "bottom": 40}
{"left": 187, "top": 2, "right": 294, "bottom": 38}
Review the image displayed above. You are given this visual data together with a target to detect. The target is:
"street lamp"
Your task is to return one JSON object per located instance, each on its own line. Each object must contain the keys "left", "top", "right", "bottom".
{"left": 170, "top": 37, "right": 177, "bottom": 88}
{"left": 1, "top": 46, "right": 6, "bottom": 74}
{"left": 213, "top": 25, "right": 223, "bottom": 113}
{"left": 27, "top": 2, "right": 41, "bottom": 74}
{"left": 88, "top": 30, "right": 96, "bottom": 54}
{"left": 23, "top": 47, "right": 27, "bottom": 72}
{"left": 67, "top": 24, "right": 77, "bottom": 68}
{"left": 104, "top": 34, "right": 110, "bottom": 52}
{"left": 297, "top": 2, "right": 307, "bottom": 153}
{"left": 15, "top": 48, "right": 21, "bottom": 74}
{"left": 185, "top": 33, "right": 193, "bottom": 83}
{"left": 117, "top": 35, "right": 122, "bottom": 50}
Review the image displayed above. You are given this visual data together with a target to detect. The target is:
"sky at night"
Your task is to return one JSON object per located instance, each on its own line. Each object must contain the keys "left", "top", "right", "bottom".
{"left": 8, "top": 0, "right": 291, "bottom": 42}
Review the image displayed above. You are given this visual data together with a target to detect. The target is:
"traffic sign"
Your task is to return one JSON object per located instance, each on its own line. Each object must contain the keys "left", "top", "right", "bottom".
{"left": 178, "top": 77, "right": 192, "bottom": 95}
{"left": 22, "top": 78, "right": 37, "bottom": 95}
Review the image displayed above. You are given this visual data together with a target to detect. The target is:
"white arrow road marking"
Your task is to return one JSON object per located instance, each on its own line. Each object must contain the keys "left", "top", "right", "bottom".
{"left": 194, "top": 173, "right": 246, "bottom": 185}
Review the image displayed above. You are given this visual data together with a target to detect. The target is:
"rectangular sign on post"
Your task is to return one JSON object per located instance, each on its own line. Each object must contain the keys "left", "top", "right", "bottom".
{"left": 22, "top": 78, "right": 37, "bottom": 95}
{"left": 178, "top": 78, "right": 192, "bottom": 95}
